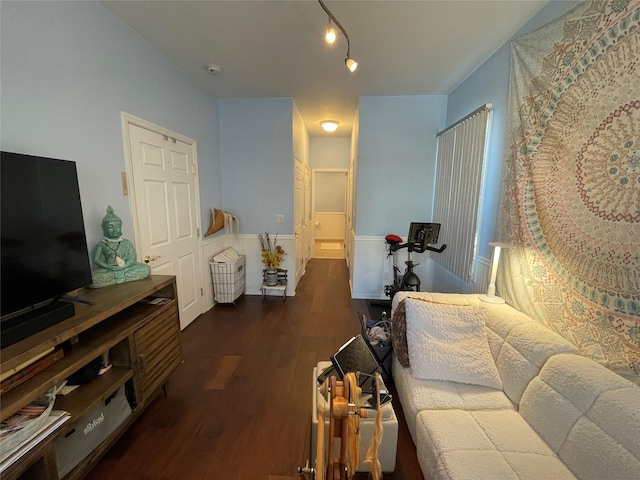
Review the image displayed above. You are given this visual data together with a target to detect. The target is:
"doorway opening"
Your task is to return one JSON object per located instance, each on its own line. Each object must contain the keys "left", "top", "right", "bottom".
{"left": 312, "top": 169, "right": 347, "bottom": 259}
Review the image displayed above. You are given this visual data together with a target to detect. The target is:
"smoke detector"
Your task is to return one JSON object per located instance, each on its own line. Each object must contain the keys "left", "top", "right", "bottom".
{"left": 207, "top": 64, "right": 222, "bottom": 75}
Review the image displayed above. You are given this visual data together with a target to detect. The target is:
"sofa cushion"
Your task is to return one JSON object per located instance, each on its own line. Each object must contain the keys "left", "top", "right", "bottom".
{"left": 482, "top": 303, "right": 541, "bottom": 361}
{"left": 391, "top": 299, "right": 410, "bottom": 366}
{"left": 489, "top": 322, "right": 579, "bottom": 405}
{"left": 393, "top": 356, "right": 514, "bottom": 443}
{"left": 520, "top": 354, "right": 640, "bottom": 480}
{"left": 405, "top": 299, "right": 502, "bottom": 389}
{"left": 416, "top": 409, "right": 577, "bottom": 480}
{"left": 391, "top": 293, "right": 471, "bottom": 368}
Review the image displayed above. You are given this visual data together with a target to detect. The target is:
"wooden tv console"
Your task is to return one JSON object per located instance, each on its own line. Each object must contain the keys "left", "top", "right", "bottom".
{"left": 0, "top": 275, "right": 183, "bottom": 480}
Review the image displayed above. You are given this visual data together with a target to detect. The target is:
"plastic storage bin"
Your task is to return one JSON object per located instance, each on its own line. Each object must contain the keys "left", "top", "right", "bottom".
{"left": 55, "top": 387, "right": 131, "bottom": 478}
{"left": 210, "top": 253, "right": 246, "bottom": 305}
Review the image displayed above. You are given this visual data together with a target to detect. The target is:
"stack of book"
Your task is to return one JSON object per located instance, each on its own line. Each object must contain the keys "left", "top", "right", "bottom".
{"left": 1, "top": 348, "right": 65, "bottom": 395}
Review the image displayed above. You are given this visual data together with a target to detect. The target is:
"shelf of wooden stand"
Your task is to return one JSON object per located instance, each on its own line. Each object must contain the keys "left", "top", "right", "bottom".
{"left": 0, "top": 300, "right": 174, "bottom": 421}
{"left": 54, "top": 367, "right": 133, "bottom": 428}
{"left": 1, "top": 276, "right": 177, "bottom": 374}
{"left": 0, "top": 275, "right": 182, "bottom": 480}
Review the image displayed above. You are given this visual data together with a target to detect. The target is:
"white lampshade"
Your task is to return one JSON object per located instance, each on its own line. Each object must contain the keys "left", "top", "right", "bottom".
{"left": 320, "top": 120, "right": 339, "bottom": 133}
{"left": 479, "top": 242, "right": 514, "bottom": 304}
{"left": 345, "top": 57, "right": 358, "bottom": 72}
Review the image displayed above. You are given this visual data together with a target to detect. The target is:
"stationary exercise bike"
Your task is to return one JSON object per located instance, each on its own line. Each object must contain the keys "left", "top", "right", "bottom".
{"left": 383, "top": 223, "right": 447, "bottom": 301}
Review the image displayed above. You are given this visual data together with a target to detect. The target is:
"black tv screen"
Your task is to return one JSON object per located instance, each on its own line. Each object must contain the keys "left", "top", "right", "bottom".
{"left": 1, "top": 151, "right": 92, "bottom": 325}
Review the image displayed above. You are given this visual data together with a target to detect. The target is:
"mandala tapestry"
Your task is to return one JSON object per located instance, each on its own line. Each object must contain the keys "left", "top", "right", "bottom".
{"left": 497, "top": 0, "right": 640, "bottom": 382}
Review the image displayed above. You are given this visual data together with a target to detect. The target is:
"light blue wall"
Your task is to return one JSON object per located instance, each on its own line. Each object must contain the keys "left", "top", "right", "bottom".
{"left": 0, "top": 1, "right": 221, "bottom": 251}
{"left": 356, "top": 96, "right": 448, "bottom": 236}
{"left": 351, "top": 3, "right": 577, "bottom": 297}
{"left": 1, "top": 0, "right": 579, "bottom": 299}
{"left": 349, "top": 96, "right": 446, "bottom": 298}
{"left": 426, "top": 0, "right": 577, "bottom": 292}
{"left": 218, "top": 98, "right": 295, "bottom": 234}
{"left": 446, "top": 0, "right": 575, "bottom": 260}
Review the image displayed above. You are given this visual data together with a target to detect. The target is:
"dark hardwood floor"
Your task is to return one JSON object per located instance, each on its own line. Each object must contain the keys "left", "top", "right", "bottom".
{"left": 85, "top": 259, "right": 422, "bottom": 480}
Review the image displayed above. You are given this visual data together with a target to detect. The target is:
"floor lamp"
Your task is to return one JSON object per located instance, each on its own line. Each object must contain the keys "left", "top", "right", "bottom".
{"left": 479, "top": 242, "right": 513, "bottom": 304}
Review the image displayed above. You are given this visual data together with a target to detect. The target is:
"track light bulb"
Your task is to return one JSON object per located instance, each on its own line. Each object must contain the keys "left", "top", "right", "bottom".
{"left": 345, "top": 57, "right": 358, "bottom": 72}
{"left": 325, "top": 24, "right": 336, "bottom": 44}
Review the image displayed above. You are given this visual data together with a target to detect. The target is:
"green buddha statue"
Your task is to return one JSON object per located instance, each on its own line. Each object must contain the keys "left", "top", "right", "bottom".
{"left": 90, "top": 206, "right": 151, "bottom": 288}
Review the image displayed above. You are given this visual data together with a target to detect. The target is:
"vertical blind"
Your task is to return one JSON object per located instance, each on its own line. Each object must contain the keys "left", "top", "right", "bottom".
{"left": 433, "top": 104, "right": 493, "bottom": 281}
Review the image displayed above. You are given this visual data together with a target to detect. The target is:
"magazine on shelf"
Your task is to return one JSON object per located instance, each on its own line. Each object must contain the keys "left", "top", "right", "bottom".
{"left": 0, "top": 410, "right": 70, "bottom": 472}
{"left": 144, "top": 297, "right": 172, "bottom": 306}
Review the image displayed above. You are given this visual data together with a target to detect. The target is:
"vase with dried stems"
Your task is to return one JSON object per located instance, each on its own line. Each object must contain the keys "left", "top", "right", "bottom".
{"left": 258, "top": 232, "right": 286, "bottom": 286}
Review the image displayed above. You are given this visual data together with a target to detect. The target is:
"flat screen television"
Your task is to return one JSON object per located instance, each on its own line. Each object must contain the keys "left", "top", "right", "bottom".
{"left": 1, "top": 151, "right": 93, "bottom": 349}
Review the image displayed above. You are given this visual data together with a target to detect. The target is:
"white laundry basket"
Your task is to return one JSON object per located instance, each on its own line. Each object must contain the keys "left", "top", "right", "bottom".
{"left": 210, "top": 251, "right": 245, "bottom": 305}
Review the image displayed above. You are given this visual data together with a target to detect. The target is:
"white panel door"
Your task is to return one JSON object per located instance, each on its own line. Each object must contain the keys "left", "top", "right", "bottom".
{"left": 128, "top": 122, "right": 203, "bottom": 329}
{"left": 294, "top": 157, "right": 304, "bottom": 286}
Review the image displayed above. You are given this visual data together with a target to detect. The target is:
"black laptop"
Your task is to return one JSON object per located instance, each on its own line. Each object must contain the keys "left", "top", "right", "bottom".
{"left": 329, "top": 334, "right": 381, "bottom": 392}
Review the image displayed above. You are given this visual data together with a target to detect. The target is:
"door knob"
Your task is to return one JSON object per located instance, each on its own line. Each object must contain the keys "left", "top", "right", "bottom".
{"left": 143, "top": 255, "right": 160, "bottom": 263}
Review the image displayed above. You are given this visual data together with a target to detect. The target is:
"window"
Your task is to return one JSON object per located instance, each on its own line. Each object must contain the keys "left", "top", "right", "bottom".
{"left": 433, "top": 104, "right": 493, "bottom": 281}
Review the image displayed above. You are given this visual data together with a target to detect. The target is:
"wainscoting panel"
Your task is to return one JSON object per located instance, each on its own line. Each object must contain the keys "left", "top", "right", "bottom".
{"left": 204, "top": 234, "right": 490, "bottom": 306}
{"left": 474, "top": 255, "right": 491, "bottom": 295}
{"left": 351, "top": 235, "right": 491, "bottom": 299}
{"left": 201, "top": 234, "right": 296, "bottom": 311}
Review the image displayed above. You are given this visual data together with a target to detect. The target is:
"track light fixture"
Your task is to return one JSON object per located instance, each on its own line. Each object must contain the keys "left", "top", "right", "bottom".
{"left": 318, "top": 0, "right": 358, "bottom": 73}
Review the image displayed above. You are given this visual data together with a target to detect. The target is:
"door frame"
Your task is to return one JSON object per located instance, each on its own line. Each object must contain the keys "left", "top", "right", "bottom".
{"left": 311, "top": 168, "right": 348, "bottom": 258}
{"left": 294, "top": 156, "right": 304, "bottom": 286}
{"left": 120, "top": 112, "right": 205, "bottom": 318}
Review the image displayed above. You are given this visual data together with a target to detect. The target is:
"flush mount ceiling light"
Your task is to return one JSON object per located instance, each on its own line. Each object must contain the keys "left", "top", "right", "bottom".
{"left": 320, "top": 120, "right": 339, "bottom": 132}
{"left": 318, "top": 0, "right": 358, "bottom": 73}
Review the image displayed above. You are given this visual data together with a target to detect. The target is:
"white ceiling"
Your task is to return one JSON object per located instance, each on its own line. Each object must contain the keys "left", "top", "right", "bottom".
{"left": 100, "top": 0, "right": 549, "bottom": 137}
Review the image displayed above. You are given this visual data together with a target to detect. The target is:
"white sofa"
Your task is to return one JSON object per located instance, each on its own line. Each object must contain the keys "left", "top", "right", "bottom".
{"left": 390, "top": 292, "right": 640, "bottom": 480}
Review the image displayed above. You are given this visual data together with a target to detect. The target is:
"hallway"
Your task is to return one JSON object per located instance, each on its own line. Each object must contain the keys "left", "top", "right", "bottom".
{"left": 86, "top": 259, "right": 421, "bottom": 480}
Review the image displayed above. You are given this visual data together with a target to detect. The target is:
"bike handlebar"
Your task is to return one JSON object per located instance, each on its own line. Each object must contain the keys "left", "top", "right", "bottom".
{"left": 386, "top": 239, "right": 447, "bottom": 254}
{"left": 424, "top": 244, "right": 447, "bottom": 253}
